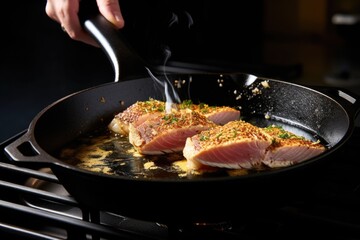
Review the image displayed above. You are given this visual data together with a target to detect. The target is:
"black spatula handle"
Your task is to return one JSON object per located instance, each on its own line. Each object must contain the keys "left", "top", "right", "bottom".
{"left": 84, "top": 15, "right": 148, "bottom": 82}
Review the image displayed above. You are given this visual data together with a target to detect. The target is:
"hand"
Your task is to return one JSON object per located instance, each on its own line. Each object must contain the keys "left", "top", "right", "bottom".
{"left": 45, "top": 0, "right": 125, "bottom": 47}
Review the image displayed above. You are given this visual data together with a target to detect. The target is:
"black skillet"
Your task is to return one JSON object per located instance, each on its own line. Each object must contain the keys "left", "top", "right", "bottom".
{"left": 4, "top": 15, "right": 360, "bottom": 225}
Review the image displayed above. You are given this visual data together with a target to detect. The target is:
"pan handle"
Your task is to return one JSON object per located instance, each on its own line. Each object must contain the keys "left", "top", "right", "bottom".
{"left": 83, "top": 14, "right": 149, "bottom": 82}
{"left": 4, "top": 131, "right": 62, "bottom": 166}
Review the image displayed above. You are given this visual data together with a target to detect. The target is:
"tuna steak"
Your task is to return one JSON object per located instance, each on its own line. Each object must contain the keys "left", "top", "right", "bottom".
{"left": 183, "top": 120, "right": 273, "bottom": 170}
{"left": 129, "top": 110, "right": 217, "bottom": 155}
{"left": 262, "top": 125, "right": 326, "bottom": 168}
{"left": 109, "top": 99, "right": 240, "bottom": 135}
{"left": 183, "top": 121, "right": 326, "bottom": 171}
{"left": 108, "top": 99, "right": 165, "bottom": 135}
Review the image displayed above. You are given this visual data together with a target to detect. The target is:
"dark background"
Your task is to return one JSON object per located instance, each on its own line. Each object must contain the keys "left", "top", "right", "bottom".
{"left": 1, "top": 0, "right": 360, "bottom": 142}
{"left": 0, "top": 1, "right": 114, "bottom": 142}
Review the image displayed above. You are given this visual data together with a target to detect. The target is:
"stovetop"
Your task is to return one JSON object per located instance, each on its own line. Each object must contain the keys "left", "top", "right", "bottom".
{"left": 1, "top": 127, "right": 360, "bottom": 240}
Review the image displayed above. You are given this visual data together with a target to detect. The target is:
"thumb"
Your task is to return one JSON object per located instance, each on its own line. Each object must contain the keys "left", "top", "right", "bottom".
{"left": 96, "top": 0, "right": 125, "bottom": 29}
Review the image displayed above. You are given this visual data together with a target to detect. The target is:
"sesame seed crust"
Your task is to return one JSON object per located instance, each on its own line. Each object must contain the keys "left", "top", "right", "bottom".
{"left": 195, "top": 120, "right": 272, "bottom": 149}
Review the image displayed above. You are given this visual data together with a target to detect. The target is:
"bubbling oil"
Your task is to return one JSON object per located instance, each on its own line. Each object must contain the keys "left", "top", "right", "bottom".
{"left": 56, "top": 127, "right": 260, "bottom": 180}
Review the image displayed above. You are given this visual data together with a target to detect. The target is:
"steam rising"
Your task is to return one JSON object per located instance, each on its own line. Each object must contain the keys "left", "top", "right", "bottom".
{"left": 146, "top": 45, "right": 181, "bottom": 113}
{"left": 168, "top": 11, "right": 193, "bottom": 28}
{"left": 184, "top": 11, "right": 193, "bottom": 28}
{"left": 147, "top": 10, "right": 195, "bottom": 113}
{"left": 168, "top": 13, "right": 179, "bottom": 27}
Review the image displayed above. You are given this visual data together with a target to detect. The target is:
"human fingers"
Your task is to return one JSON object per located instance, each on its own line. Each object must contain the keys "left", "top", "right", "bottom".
{"left": 96, "top": 0, "right": 125, "bottom": 29}
{"left": 45, "top": 0, "right": 99, "bottom": 47}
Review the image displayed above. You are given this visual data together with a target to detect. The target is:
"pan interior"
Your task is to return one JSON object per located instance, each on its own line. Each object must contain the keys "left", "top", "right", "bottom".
{"left": 49, "top": 73, "right": 346, "bottom": 180}
{"left": 55, "top": 118, "right": 328, "bottom": 180}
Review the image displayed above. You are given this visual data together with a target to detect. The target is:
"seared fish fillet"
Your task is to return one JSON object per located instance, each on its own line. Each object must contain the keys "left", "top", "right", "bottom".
{"left": 108, "top": 99, "right": 165, "bottom": 135}
{"left": 183, "top": 120, "right": 273, "bottom": 170}
{"left": 109, "top": 99, "right": 240, "bottom": 135}
{"left": 262, "top": 125, "right": 326, "bottom": 168}
{"left": 183, "top": 121, "right": 326, "bottom": 171}
{"left": 129, "top": 110, "right": 217, "bottom": 155}
{"left": 186, "top": 104, "right": 240, "bottom": 125}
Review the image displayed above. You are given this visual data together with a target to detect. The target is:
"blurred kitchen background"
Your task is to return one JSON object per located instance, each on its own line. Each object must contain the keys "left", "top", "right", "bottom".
{"left": 1, "top": 0, "right": 360, "bottom": 142}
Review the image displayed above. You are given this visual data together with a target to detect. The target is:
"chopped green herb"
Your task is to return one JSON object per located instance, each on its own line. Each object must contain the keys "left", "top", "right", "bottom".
{"left": 200, "top": 135, "right": 209, "bottom": 141}
{"left": 162, "top": 115, "right": 179, "bottom": 124}
{"left": 180, "top": 100, "right": 193, "bottom": 109}
{"left": 232, "top": 129, "right": 237, "bottom": 137}
{"left": 279, "top": 132, "right": 291, "bottom": 139}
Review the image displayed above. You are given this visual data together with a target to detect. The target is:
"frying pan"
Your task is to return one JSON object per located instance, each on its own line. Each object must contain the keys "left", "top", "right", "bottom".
{"left": 4, "top": 15, "right": 360, "bottom": 225}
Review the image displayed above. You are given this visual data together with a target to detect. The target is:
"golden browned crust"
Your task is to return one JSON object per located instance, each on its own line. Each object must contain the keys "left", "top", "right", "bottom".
{"left": 116, "top": 99, "right": 166, "bottom": 123}
{"left": 110, "top": 99, "right": 240, "bottom": 135}
{"left": 141, "top": 109, "right": 217, "bottom": 133}
{"left": 179, "top": 100, "right": 239, "bottom": 115}
{"left": 263, "top": 125, "right": 325, "bottom": 151}
{"left": 194, "top": 120, "right": 273, "bottom": 150}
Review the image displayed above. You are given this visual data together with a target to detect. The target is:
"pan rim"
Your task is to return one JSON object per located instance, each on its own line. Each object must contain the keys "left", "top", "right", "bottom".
{"left": 16, "top": 73, "right": 357, "bottom": 183}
